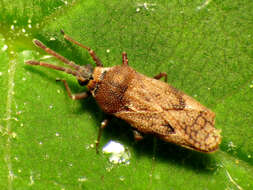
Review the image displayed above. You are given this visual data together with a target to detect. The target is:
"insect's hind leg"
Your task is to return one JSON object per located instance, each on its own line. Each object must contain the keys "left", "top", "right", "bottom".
{"left": 153, "top": 72, "right": 167, "bottom": 82}
{"left": 57, "top": 79, "right": 90, "bottom": 100}
{"left": 60, "top": 30, "right": 103, "bottom": 67}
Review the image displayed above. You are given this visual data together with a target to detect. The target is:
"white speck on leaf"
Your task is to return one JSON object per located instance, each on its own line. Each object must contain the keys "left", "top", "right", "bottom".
{"left": 86, "top": 143, "right": 94, "bottom": 150}
{"left": 61, "top": 0, "right": 68, "bottom": 5}
{"left": 143, "top": 2, "right": 148, "bottom": 9}
{"left": 2, "top": 44, "right": 8, "bottom": 51}
{"left": 227, "top": 141, "right": 236, "bottom": 152}
{"left": 197, "top": 0, "right": 212, "bottom": 10}
{"left": 41, "top": 55, "right": 53, "bottom": 59}
{"left": 8, "top": 170, "right": 16, "bottom": 181}
{"left": 44, "top": 154, "right": 49, "bottom": 159}
{"left": 105, "top": 165, "right": 113, "bottom": 172}
{"left": 11, "top": 132, "right": 17, "bottom": 138}
{"left": 136, "top": 2, "right": 156, "bottom": 12}
{"left": 78, "top": 176, "right": 87, "bottom": 182}
{"left": 29, "top": 174, "right": 34, "bottom": 185}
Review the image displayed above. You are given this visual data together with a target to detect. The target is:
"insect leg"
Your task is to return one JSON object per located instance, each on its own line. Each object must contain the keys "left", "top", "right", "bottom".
{"left": 133, "top": 130, "right": 144, "bottom": 141}
{"left": 57, "top": 79, "right": 90, "bottom": 100}
{"left": 122, "top": 52, "right": 128, "bottom": 65}
{"left": 153, "top": 72, "right": 167, "bottom": 82}
{"left": 33, "top": 39, "right": 81, "bottom": 71}
{"left": 96, "top": 118, "right": 110, "bottom": 154}
{"left": 60, "top": 30, "right": 103, "bottom": 67}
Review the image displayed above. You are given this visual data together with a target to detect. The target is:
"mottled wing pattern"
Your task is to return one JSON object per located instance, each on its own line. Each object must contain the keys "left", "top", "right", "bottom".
{"left": 115, "top": 72, "right": 221, "bottom": 152}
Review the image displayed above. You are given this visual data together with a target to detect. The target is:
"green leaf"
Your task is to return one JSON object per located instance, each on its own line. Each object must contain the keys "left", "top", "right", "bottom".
{"left": 1, "top": 0, "right": 253, "bottom": 189}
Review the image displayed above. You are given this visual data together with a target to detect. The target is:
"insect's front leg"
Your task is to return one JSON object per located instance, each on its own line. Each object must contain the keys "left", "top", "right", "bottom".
{"left": 153, "top": 72, "right": 167, "bottom": 82}
{"left": 57, "top": 79, "right": 90, "bottom": 100}
{"left": 96, "top": 118, "right": 111, "bottom": 154}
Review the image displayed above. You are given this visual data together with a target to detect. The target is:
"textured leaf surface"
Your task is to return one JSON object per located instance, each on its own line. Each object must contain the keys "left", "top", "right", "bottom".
{"left": 1, "top": 0, "right": 253, "bottom": 189}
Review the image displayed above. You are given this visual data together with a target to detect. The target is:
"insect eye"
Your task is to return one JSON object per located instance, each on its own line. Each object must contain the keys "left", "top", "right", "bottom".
{"left": 78, "top": 80, "right": 88, "bottom": 86}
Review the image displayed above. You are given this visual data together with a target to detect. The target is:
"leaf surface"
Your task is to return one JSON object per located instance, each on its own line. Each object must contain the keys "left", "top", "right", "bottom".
{"left": 0, "top": 0, "right": 253, "bottom": 189}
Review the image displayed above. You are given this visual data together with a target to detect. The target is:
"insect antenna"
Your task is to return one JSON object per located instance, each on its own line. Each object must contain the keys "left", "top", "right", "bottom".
{"left": 32, "top": 39, "right": 81, "bottom": 71}
{"left": 25, "top": 60, "right": 84, "bottom": 80}
{"left": 60, "top": 30, "right": 103, "bottom": 67}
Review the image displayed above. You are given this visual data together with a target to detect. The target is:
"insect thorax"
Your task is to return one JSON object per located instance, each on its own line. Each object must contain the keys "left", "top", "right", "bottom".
{"left": 89, "top": 65, "right": 136, "bottom": 114}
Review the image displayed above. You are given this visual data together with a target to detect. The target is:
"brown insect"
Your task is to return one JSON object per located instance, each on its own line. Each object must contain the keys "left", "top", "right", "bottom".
{"left": 26, "top": 30, "right": 221, "bottom": 153}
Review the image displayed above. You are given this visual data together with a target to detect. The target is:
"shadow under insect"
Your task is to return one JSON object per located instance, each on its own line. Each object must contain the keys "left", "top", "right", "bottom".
{"left": 103, "top": 118, "right": 218, "bottom": 173}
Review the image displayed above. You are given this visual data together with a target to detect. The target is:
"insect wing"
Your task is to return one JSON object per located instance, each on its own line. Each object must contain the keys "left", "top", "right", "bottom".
{"left": 115, "top": 73, "right": 221, "bottom": 152}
